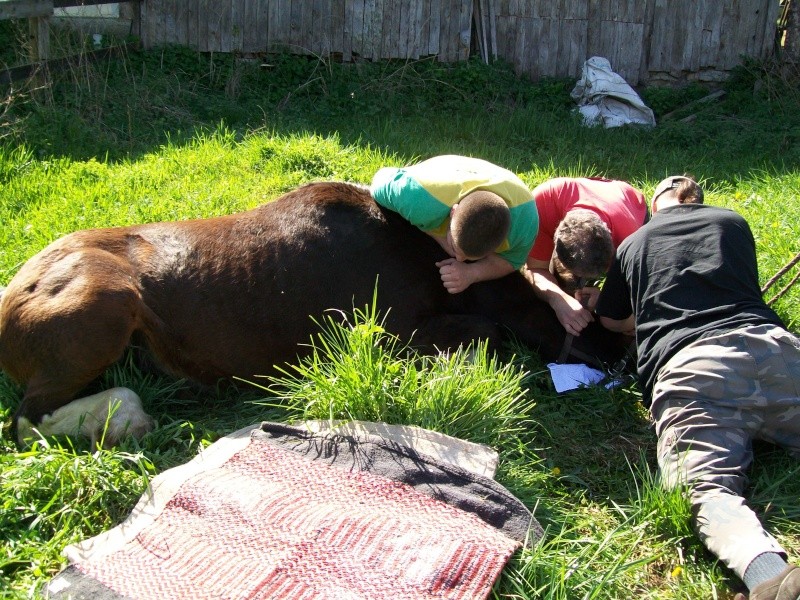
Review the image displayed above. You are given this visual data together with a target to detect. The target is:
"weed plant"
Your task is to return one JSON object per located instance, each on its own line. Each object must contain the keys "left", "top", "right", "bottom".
{"left": 0, "top": 44, "right": 799, "bottom": 599}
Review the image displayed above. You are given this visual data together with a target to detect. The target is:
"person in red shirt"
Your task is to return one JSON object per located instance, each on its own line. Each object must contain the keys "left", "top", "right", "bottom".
{"left": 525, "top": 177, "right": 647, "bottom": 336}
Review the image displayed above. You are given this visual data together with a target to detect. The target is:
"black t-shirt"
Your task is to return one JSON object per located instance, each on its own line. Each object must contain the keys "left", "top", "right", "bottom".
{"left": 595, "top": 204, "right": 784, "bottom": 404}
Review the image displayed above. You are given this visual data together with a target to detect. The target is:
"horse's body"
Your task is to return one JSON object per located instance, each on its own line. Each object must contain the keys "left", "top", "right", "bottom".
{"left": 0, "top": 182, "right": 628, "bottom": 445}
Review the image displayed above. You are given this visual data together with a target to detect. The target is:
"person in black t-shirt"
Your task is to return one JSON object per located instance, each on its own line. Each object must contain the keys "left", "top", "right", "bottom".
{"left": 595, "top": 175, "right": 800, "bottom": 600}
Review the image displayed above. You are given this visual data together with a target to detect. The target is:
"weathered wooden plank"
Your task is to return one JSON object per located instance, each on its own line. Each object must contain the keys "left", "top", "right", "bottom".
{"left": 126, "top": 0, "right": 142, "bottom": 39}
{"left": 734, "top": 0, "right": 757, "bottom": 58}
{"left": 52, "top": 0, "right": 135, "bottom": 7}
{"left": 168, "top": 0, "right": 188, "bottom": 47}
{"left": 241, "top": 0, "right": 259, "bottom": 52}
{"left": 637, "top": 0, "right": 655, "bottom": 84}
{"left": 302, "top": 0, "right": 315, "bottom": 55}
{"left": 258, "top": 0, "right": 271, "bottom": 52}
{"left": 407, "top": 0, "right": 424, "bottom": 60}
{"left": 457, "top": 0, "right": 471, "bottom": 60}
{"left": 418, "top": 0, "right": 431, "bottom": 56}
{"left": 368, "top": 0, "right": 384, "bottom": 60}
{"left": 318, "top": 0, "right": 331, "bottom": 56}
{"left": 487, "top": 0, "right": 498, "bottom": 59}
{"left": 268, "top": 0, "right": 288, "bottom": 51}
{"left": 159, "top": 0, "right": 173, "bottom": 47}
{"left": 474, "top": 0, "right": 487, "bottom": 63}
{"left": 668, "top": 0, "right": 691, "bottom": 74}
{"left": 739, "top": 0, "right": 769, "bottom": 58}
{"left": 509, "top": 15, "right": 524, "bottom": 73}
{"left": 761, "top": 0, "right": 781, "bottom": 57}
{"left": 399, "top": 0, "right": 412, "bottom": 59}
{"left": 629, "top": 0, "right": 646, "bottom": 22}
{"left": 437, "top": 0, "right": 450, "bottom": 61}
{"left": 1, "top": 41, "right": 135, "bottom": 85}
{"left": 495, "top": 12, "right": 511, "bottom": 63}
{"left": 349, "top": 0, "right": 362, "bottom": 58}
{"left": 698, "top": 0, "right": 721, "bottom": 68}
{"left": 288, "top": 0, "right": 301, "bottom": 52}
{"left": 427, "top": 0, "right": 440, "bottom": 56}
{"left": 686, "top": 0, "right": 702, "bottom": 72}
{"left": 559, "top": 17, "right": 587, "bottom": 79}
{"left": 380, "top": 0, "right": 396, "bottom": 58}
{"left": 342, "top": 0, "right": 354, "bottom": 61}
{"left": 195, "top": 0, "right": 210, "bottom": 51}
{"left": 399, "top": 0, "right": 414, "bottom": 56}
{"left": 229, "top": 0, "right": 243, "bottom": 52}
{"left": 214, "top": 0, "right": 232, "bottom": 52}
{"left": 617, "top": 22, "right": 644, "bottom": 82}
{"left": 185, "top": 0, "right": 199, "bottom": 50}
{"left": 178, "top": 0, "right": 192, "bottom": 47}
{"left": 27, "top": 16, "right": 50, "bottom": 64}
{"left": 535, "top": 0, "right": 552, "bottom": 19}
{"left": 0, "top": 0, "right": 53, "bottom": 20}
{"left": 717, "top": 0, "right": 741, "bottom": 69}
{"left": 541, "top": 16, "right": 559, "bottom": 77}
{"left": 361, "top": 0, "right": 376, "bottom": 60}
{"left": 311, "top": 0, "right": 332, "bottom": 56}
{"left": 141, "top": 0, "right": 161, "bottom": 47}
{"left": 514, "top": 17, "right": 532, "bottom": 77}
{"left": 619, "top": 0, "right": 633, "bottom": 22}
{"left": 561, "top": 0, "right": 587, "bottom": 21}
{"left": 381, "top": 0, "right": 400, "bottom": 58}
{"left": 409, "top": 0, "right": 424, "bottom": 58}
{"left": 646, "top": 0, "right": 670, "bottom": 71}
{"left": 506, "top": 0, "right": 517, "bottom": 17}
{"left": 299, "top": 0, "right": 313, "bottom": 55}
{"left": 596, "top": 0, "right": 608, "bottom": 21}
{"left": 155, "top": 0, "right": 170, "bottom": 46}
{"left": 330, "top": 0, "right": 345, "bottom": 57}
{"left": 555, "top": 0, "right": 569, "bottom": 68}
{"left": 586, "top": 0, "right": 601, "bottom": 54}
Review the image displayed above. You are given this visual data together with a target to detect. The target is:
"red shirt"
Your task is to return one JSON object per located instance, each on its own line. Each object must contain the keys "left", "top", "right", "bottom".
{"left": 528, "top": 177, "right": 647, "bottom": 263}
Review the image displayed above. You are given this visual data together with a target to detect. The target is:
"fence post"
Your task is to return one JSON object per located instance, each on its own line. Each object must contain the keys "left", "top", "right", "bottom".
{"left": 785, "top": 0, "right": 799, "bottom": 60}
{"left": 27, "top": 15, "right": 50, "bottom": 87}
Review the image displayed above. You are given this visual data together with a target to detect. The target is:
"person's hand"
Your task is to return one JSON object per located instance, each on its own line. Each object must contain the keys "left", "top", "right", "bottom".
{"left": 435, "top": 258, "right": 473, "bottom": 294}
{"left": 553, "top": 294, "right": 594, "bottom": 336}
{"left": 575, "top": 286, "right": 601, "bottom": 311}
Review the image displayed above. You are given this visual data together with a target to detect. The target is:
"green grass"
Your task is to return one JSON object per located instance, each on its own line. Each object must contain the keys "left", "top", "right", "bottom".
{"left": 1, "top": 45, "right": 799, "bottom": 599}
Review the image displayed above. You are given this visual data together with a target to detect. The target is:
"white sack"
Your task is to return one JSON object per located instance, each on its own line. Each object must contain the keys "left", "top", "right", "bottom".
{"left": 570, "top": 56, "right": 656, "bottom": 128}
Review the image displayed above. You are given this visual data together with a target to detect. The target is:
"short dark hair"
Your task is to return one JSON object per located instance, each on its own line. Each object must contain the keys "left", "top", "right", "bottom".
{"left": 450, "top": 190, "right": 511, "bottom": 258}
{"left": 553, "top": 209, "right": 613, "bottom": 279}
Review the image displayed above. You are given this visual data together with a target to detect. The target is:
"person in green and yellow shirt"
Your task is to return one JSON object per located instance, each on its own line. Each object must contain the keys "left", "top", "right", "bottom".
{"left": 370, "top": 155, "right": 539, "bottom": 294}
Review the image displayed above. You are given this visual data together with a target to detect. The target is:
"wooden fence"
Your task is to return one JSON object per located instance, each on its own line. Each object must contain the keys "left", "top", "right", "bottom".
{"left": 1, "top": 0, "right": 782, "bottom": 85}
{"left": 139, "top": 0, "right": 473, "bottom": 63}
{"left": 493, "top": 0, "right": 781, "bottom": 84}
{"left": 137, "top": 0, "right": 780, "bottom": 85}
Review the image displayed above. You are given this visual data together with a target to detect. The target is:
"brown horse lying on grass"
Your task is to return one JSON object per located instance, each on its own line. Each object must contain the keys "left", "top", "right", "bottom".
{"left": 0, "top": 182, "right": 630, "bottom": 447}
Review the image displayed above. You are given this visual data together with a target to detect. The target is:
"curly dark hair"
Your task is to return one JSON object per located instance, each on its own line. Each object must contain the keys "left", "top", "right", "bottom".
{"left": 553, "top": 209, "right": 613, "bottom": 279}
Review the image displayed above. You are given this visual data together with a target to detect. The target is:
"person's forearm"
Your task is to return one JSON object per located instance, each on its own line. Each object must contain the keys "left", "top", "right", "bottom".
{"left": 599, "top": 315, "right": 635, "bottom": 335}
{"left": 527, "top": 267, "right": 572, "bottom": 307}
{"left": 468, "top": 254, "right": 516, "bottom": 284}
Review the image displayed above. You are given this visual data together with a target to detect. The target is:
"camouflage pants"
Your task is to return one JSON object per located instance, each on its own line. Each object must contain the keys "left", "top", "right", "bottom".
{"left": 651, "top": 324, "right": 800, "bottom": 579}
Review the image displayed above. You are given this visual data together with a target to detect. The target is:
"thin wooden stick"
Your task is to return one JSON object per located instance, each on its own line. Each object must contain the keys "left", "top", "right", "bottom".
{"left": 762, "top": 250, "right": 800, "bottom": 293}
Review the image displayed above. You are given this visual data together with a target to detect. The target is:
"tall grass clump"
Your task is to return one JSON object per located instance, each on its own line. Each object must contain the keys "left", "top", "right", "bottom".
{"left": 260, "top": 293, "right": 534, "bottom": 452}
{"left": 0, "top": 441, "right": 154, "bottom": 594}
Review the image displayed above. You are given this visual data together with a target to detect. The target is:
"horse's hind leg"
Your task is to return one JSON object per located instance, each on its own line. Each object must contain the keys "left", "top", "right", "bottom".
{"left": 2, "top": 246, "right": 155, "bottom": 446}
